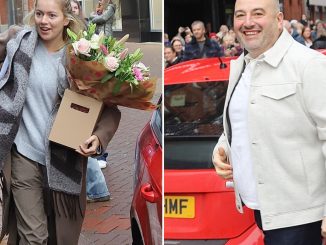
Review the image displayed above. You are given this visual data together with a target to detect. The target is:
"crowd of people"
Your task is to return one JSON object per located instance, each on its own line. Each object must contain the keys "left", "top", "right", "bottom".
{"left": 164, "top": 15, "right": 326, "bottom": 68}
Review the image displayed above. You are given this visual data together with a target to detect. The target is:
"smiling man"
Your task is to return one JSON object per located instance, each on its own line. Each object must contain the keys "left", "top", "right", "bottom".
{"left": 212, "top": 0, "right": 326, "bottom": 244}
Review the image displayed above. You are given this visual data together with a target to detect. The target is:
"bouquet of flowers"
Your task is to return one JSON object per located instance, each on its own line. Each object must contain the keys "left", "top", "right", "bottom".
{"left": 66, "top": 23, "right": 157, "bottom": 110}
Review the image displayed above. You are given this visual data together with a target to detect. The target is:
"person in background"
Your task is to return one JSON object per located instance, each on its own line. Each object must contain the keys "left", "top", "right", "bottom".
{"left": 86, "top": 157, "right": 110, "bottom": 202}
{"left": 173, "top": 26, "right": 186, "bottom": 46}
{"left": 219, "top": 24, "right": 229, "bottom": 39}
{"left": 301, "top": 26, "right": 313, "bottom": 48}
{"left": 312, "top": 20, "right": 326, "bottom": 41}
{"left": 164, "top": 45, "right": 181, "bottom": 68}
{"left": 209, "top": 32, "right": 219, "bottom": 43}
{"left": 221, "top": 33, "right": 242, "bottom": 57}
{"left": 212, "top": 0, "right": 326, "bottom": 244}
{"left": 283, "top": 19, "right": 292, "bottom": 34}
{"left": 171, "top": 38, "right": 184, "bottom": 59}
{"left": 184, "top": 33, "right": 193, "bottom": 44}
{"left": 183, "top": 20, "right": 222, "bottom": 61}
{"left": 290, "top": 19, "right": 301, "bottom": 40}
{"left": 70, "top": 0, "right": 87, "bottom": 24}
{"left": 311, "top": 33, "right": 326, "bottom": 49}
{"left": 164, "top": 33, "right": 170, "bottom": 46}
{"left": 0, "top": 0, "right": 121, "bottom": 244}
{"left": 89, "top": 0, "right": 116, "bottom": 37}
{"left": 300, "top": 14, "right": 308, "bottom": 26}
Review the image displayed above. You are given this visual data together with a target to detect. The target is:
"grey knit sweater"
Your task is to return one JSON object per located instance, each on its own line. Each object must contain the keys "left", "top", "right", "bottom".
{"left": 14, "top": 41, "right": 65, "bottom": 165}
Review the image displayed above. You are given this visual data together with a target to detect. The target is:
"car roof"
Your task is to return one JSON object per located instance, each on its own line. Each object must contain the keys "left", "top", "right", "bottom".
{"left": 317, "top": 49, "right": 326, "bottom": 55}
{"left": 164, "top": 57, "right": 237, "bottom": 85}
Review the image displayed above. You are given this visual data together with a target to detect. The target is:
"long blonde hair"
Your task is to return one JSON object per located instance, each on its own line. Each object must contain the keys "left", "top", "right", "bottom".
{"left": 24, "top": 0, "right": 84, "bottom": 42}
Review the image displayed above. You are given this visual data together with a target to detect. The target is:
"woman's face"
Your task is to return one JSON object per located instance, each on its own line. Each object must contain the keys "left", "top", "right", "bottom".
{"left": 172, "top": 40, "right": 183, "bottom": 53}
{"left": 303, "top": 27, "right": 311, "bottom": 39}
{"left": 71, "top": 1, "right": 79, "bottom": 15}
{"left": 34, "top": 0, "right": 69, "bottom": 49}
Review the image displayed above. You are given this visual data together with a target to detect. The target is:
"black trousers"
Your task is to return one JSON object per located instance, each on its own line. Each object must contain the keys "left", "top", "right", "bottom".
{"left": 254, "top": 210, "right": 323, "bottom": 245}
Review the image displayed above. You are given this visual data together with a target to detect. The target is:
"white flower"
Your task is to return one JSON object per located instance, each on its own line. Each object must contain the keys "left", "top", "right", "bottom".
{"left": 135, "top": 62, "right": 149, "bottom": 72}
{"left": 90, "top": 32, "right": 105, "bottom": 50}
{"left": 103, "top": 56, "right": 120, "bottom": 72}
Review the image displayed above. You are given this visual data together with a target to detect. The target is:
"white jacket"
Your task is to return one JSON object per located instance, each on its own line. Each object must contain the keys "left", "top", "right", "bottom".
{"left": 215, "top": 29, "right": 326, "bottom": 230}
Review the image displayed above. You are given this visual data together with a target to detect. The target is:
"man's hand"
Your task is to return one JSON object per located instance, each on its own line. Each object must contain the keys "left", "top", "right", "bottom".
{"left": 178, "top": 26, "right": 185, "bottom": 34}
{"left": 212, "top": 147, "right": 233, "bottom": 179}
{"left": 185, "top": 27, "right": 192, "bottom": 35}
{"left": 76, "top": 135, "right": 100, "bottom": 157}
{"left": 322, "top": 216, "right": 326, "bottom": 238}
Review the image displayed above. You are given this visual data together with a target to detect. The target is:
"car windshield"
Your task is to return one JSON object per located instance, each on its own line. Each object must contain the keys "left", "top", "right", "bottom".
{"left": 164, "top": 81, "right": 228, "bottom": 169}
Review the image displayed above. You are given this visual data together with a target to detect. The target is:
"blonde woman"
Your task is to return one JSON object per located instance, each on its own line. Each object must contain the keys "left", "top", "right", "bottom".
{"left": 0, "top": 0, "right": 120, "bottom": 244}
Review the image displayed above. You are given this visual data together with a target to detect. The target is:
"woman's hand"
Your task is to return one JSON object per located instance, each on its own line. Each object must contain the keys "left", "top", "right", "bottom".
{"left": 76, "top": 135, "right": 101, "bottom": 157}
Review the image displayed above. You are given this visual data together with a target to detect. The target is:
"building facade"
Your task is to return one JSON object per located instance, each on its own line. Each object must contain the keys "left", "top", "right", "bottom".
{"left": 0, "top": 0, "right": 162, "bottom": 42}
{"left": 164, "top": 0, "right": 325, "bottom": 40}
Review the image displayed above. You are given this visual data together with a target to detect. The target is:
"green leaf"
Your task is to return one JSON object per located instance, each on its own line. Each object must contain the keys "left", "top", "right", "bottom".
{"left": 87, "top": 23, "right": 96, "bottom": 38}
{"left": 115, "top": 68, "right": 122, "bottom": 76}
{"left": 100, "top": 72, "right": 115, "bottom": 83}
{"left": 113, "top": 79, "right": 124, "bottom": 94}
{"left": 67, "top": 28, "right": 77, "bottom": 41}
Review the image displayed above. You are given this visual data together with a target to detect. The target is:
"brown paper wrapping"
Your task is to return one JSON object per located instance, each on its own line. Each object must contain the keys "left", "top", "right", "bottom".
{"left": 66, "top": 45, "right": 157, "bottom": 111}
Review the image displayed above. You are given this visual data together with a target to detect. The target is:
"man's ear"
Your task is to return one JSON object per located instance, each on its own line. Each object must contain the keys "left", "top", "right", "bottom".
{"left": 277, "top": 12, "right": 284, "bottom": 30}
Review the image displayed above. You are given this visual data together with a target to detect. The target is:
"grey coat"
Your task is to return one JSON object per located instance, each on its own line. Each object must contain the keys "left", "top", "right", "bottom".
{"left": 90, "top": 4, "right": 116, "bottom": 37}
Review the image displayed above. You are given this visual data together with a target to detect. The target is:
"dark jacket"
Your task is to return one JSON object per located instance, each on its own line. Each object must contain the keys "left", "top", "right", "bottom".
{"left": 311, "top": 35, "right": 326, "bottom": 49}
{"left": 183, "top": 37, "right": 222, "bottom": 61}
{"left": 165, "top": 56, "right": 182, "bottom": 68}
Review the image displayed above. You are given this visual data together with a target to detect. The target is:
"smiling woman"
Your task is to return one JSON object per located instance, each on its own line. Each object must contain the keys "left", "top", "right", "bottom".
{"left": 0, "top": 0, "right": 121, "bottom": 244}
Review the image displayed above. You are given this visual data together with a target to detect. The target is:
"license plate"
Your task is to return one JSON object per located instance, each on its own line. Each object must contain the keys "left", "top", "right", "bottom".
{"left": 164, "top": 196, "right": 195, "bottom": 218}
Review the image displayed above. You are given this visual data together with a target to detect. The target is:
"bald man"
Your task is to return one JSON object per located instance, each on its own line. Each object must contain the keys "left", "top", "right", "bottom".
{"left": 212, "top": 0, "right": 326, "bottom": 244}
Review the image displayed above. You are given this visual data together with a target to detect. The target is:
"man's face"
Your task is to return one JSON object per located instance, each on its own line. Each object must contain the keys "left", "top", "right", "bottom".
{"left": 234, "top": 0, "right": 283, "bottom": 58}
{"left": 192, "top": 24, "right": 205, "bottom": 40}
{"left": 164, "top": 48, "right": 176, "bottom": 62}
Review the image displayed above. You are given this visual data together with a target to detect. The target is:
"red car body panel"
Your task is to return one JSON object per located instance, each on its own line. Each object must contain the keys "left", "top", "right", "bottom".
{"left": 131, "top": 111, "right": 162, "bottom": 245}
{"left": 317, "top": 49, "right": 326, "bottom": 55}
{"left": 165, "top": 170, "right": 255, "bottom": 239}
{"left": 164, "top": 57, "right": 264, "bottom": 244}
{"left": 165, "top": 57, "right": 234, "bottom": 84}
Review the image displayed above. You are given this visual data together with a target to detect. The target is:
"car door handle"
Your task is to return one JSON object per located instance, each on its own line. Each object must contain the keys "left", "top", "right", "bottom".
{"left": 225, "top": 181, "right": 234, "bottom": 189}
{"left": 141, "top": 183, "right": 159, "bottom": 203}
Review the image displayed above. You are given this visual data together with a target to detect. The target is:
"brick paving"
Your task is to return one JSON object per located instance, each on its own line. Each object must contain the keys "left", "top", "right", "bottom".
{"left": 0, "top": 42, "right": 162, "bottom": 245}
{"left": 80, "top": 42, "right": 162, "bottom": 244}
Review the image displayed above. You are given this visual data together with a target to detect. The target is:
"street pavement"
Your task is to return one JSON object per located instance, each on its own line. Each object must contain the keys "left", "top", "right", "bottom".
{"left": 79, "top": 42, "right": 162, "bottom": 245}
{"left": 0, "top": 42, "right": 162, "bottom": 245}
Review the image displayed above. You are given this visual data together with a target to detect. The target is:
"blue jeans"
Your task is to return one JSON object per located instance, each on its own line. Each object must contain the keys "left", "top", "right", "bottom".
{"left": 86, "top": 157, "right": 110, "bottom": 199}
{"left": 254, "top": 210, "right": 322, "bottom": 245}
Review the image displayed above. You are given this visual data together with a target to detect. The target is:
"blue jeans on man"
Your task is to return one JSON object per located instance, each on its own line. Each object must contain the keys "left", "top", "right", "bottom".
{"left": 86, "top": 157, "right": 110, "bottom": 201}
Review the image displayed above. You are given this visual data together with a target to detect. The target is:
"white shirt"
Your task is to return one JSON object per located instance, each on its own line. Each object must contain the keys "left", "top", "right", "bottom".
{"left": 229, "top": 59, "right": 259, "bottom": 209}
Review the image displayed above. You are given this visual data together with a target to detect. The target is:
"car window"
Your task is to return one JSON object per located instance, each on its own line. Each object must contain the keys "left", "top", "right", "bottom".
{"left": 164, "top": 81, "right": 228, "bottom": 169}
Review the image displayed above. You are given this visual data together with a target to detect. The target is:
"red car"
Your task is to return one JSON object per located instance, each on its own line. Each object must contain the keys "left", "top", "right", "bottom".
{"left": 130, "top": 101, "right": 162, "bottom": 245}
{"left": 164, "top": 58, "right": 264, "bottom": 244}
{"left": 318, "top": 49, "right": 326, "bottom": 55}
